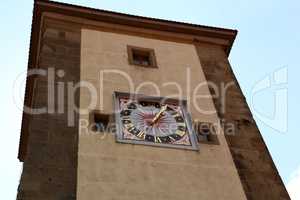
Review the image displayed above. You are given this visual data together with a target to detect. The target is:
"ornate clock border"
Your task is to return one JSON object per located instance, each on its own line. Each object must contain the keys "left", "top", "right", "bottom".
{"left": 113, "top": 91, "right": 199, "bottom": 151}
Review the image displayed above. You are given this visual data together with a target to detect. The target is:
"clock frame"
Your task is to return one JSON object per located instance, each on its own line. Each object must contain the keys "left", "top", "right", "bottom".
{"left": 114, "top": 92, "right": 199, "bottom": 150}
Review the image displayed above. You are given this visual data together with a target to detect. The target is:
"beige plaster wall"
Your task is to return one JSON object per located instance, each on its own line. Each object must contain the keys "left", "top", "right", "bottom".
{"left": 77, "top": 28, "right": 246, "bottom": 200}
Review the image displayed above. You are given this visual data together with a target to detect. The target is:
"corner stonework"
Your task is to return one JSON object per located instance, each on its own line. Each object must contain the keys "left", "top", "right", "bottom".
{"left": 195, "top": 43, "right": 290, "bottom": 200}
{"left": 17, "top": 22, "right": 81, "bottom": 200}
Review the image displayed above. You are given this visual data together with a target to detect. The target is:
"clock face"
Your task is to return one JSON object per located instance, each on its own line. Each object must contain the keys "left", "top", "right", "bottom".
{"left": 114, "top": 92, "right": 198, "bottom": 150}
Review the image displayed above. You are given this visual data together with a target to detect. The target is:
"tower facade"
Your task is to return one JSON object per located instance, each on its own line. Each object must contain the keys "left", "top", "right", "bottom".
{"left": 17, "top": 1, "right": 290, "bottom": 200}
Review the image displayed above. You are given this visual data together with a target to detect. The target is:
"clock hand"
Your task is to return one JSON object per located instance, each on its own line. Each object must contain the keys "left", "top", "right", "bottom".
{"left": 150, "top": 105, "right": 168, "bottom": 125}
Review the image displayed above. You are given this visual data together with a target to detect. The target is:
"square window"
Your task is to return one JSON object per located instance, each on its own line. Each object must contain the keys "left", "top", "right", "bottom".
{"left": 194, "top": 121, "right": 219, "bottom": 145}
{"left": 127, "top": 45, "right": 157, "bottom": 68}
{"left": 90, "top": 111, "right": 110, "bottom": 132}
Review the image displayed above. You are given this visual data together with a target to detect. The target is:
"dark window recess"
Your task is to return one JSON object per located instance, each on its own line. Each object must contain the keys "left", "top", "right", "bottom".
{"left": 90, "top": 111, "right": 110, "bottom": 132}
{"left": 127, "top": 45, "right": 157, "bottom": 68}
{"left": 194, "top": 121, "right": 219, "bottom": 145}
{"left": 133, "top": 51, "right": 150, "bottom": 66}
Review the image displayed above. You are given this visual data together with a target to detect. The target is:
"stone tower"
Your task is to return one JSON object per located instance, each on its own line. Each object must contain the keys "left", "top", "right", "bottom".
{"left": 17, "top": 1, "right": 290, "bottom": 200}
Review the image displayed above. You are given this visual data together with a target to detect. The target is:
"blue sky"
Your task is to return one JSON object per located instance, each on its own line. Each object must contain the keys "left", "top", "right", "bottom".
{"left": 1, "top": 0, "right": 299, "bottom": 199}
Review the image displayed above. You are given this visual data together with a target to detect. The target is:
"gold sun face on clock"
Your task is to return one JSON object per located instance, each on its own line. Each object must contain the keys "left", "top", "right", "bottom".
{"left": 114, "top": 92, "right": 198, "bottom": 150}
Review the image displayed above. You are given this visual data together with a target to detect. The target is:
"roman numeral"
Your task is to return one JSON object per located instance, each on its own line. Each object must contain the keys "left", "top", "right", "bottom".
{"left": 176, "top": 130, "right": 186, "bottom": 137}
{"left": 137, "top": 131, "right": 146, "bottom": 139}
{"left": 168, "top": 136, "right": 176, "bottom": 142}
{"left": 125, "top": 123, "right": 134, "bottom": 130}
{"left": 155, "top": 136, "right": 162, "bottom": 143}
{"left": 122, "top": 116, "right": 131, "bottom": 120}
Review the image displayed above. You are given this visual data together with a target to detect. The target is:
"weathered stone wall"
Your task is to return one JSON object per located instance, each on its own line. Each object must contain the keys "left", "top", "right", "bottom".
{"left": 195, "top": 43, "right": 290, "bottom": 200}
{"left": 17, "top": 23, "right": 81, "bottom": 200}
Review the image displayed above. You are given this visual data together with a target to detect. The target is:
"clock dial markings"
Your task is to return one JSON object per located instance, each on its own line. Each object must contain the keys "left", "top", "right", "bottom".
{"left": 120, "top": 109, "right": 131, "bottom": 116}
{"left": 176, "top": 129, "right": 186, "bottom": 137}
{"left": 123, "top": 119, "right": 132, "bottom": 124}
{"left": 127, "top": 102, "right": 137, "bottom": 109}
{"left": 154, "top": 136, "right": 162, "bottom": 143}
{"left": 171, "top": 134, "right": 182, "bottom": 141}
{"left": 136, "top": 130, "right": 146, "bottom": 139}
{"left": 127, "top": 124, "right": 135, "bottom": 131}
{"left": 119, "top": 98, "right": 191, "bottom": 146}
{"left": 177, "top": 125, "right": 186, "bottom": 131}
{"left": 168, "top": 135, "right": 177, "bottom": 142}
{"left": 175, "top": 116, "right": 184, "bottom": 123}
